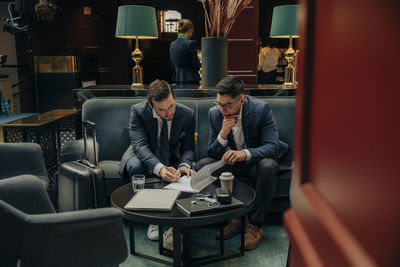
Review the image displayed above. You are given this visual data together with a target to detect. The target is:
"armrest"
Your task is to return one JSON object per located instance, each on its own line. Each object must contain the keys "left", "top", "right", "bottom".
{"left": 279, "top": 166, "right": 293, "bottom": 173}
{"left": 21, "top": 208, "right": 127, "bottom": 267}
{"left": 0, "top": 143, "right": 47, "bottom": 179}
{"left": 59, "top": 139, "right": 99, "bottom": 164}
{"left": 0, "top": 175, "right": 55, "bottom": 214}
{"left": 59, "top": 139, "right": 85, "bottom": 163}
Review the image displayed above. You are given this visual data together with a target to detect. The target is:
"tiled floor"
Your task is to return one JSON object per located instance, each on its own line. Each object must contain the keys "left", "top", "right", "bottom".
{"left": 120, "top": 219, "right": 289, "bottom": 267}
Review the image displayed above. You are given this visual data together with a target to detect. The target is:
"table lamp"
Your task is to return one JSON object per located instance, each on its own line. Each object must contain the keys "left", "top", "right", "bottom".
{"left": 115, "top": 5, "right": 158, "bottom": 89}
{"left": 270, "top": 5, "right": 299, "bottom": 88}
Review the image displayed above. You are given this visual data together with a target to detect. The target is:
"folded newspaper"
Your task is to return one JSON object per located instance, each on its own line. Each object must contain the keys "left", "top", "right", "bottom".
{"left": 163, "top": 160, "right": 225, "bottom": 193}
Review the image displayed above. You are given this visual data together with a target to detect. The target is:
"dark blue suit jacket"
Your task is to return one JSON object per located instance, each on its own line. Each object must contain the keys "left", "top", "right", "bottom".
{"left": 119, "top": 101, "right": 195, "bottom": 175}
{"left": 169, "top": 37, "right": 201, "bottom": 83}
{"left": 207, "top": 96, "right": 280, "bottom": 162}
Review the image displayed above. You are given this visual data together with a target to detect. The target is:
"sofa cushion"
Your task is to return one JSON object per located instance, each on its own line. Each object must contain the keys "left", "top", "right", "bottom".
{"left": 82, "top": 98, "right": 144, "bottom": 161}
{"left": 197, "top": 98, "right": 216, "bottom": 160}
{"left": 266, "top": 98, "right": 295, "bottom": 148}
{"left": 278, "top": 140, "right": 289, "bottom": 163}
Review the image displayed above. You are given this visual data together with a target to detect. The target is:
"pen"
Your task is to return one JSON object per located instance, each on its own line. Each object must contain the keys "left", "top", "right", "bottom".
{"left": 167, "top": 166, "right": 180, "bottom": 177}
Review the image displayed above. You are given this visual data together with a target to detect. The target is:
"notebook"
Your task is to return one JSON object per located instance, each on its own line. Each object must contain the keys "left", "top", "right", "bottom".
{"left": 176, "top": 196, "right": 244, "bottom": 216}
{"left": 124, "top": 189, "right": 181, "bottom": 211}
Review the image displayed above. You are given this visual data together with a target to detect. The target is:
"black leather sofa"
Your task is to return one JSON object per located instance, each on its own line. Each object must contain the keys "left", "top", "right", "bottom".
{"left": 60, "top": 96, "right": 295, "bottom": 212}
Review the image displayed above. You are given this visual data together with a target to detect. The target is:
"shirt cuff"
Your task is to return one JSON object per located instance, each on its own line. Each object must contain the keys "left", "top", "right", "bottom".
{"left": 243, "top": 149, "right": 251, "bottom": 161}
{"left": 153, "top": 163, "right": 164, "bottom": 177}
{"left": 178, "top": 163, "right": 191, "bottom": 169}
{"left": 217, "top": 134, "right": 228, "bottom": 147}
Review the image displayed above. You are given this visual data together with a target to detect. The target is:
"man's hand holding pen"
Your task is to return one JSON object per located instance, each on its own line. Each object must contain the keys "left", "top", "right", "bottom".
{"left": 160, "top": 166, "right": 180, "bottom": 182}
{"left": 160, "top": 165, "right": 196, "bottom": 182}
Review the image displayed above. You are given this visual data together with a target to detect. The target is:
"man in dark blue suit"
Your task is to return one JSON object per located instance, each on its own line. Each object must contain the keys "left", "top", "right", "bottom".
{"left": 196, "top": 76, "right": 280, "bottom": 250}
{"left": 119, "top": 79, "right": 196, "bottom": 241}
{"left": 169, "top": 19, "right": 201, "bottom": 87}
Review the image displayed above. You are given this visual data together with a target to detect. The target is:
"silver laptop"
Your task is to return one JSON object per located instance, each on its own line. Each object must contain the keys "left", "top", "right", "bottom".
{"left": 124, "top": 189, "right": 181, "bottom": 211}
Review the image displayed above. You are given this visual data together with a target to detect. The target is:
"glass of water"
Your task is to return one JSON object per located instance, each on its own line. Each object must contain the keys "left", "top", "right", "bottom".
{"left": 131, "top": 174, "right": 145, "bottom": 193}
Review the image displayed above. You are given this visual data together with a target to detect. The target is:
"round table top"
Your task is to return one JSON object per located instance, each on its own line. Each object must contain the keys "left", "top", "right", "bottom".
{"left": 111, "top": 179, "right": 255, "bottom": 227}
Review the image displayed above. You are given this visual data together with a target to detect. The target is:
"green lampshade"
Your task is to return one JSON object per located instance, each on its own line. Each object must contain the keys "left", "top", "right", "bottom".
{"left": 115, "top": 5, "right": 158, "bottom": 39}
{"left": 270, "top": 5, "right": 299, "bottom": 38}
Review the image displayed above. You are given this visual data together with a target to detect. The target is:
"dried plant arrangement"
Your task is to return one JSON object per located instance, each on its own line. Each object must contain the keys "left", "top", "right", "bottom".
{"left": 35, "top": 0, "right": 58, "bottom": 22}
{"left": 199, "top": 0, "right": 253, "bottom": 37}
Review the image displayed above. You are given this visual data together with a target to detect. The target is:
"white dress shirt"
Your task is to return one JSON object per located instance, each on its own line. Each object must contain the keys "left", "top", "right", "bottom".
{"left": 257, "top": 46, "right": 281, "bottom": 73}
{"left": 217, "top": 107, "right": 251, "bottom": 161}
{"left": 152, "top": 109, "right": 190, "bottom": 177}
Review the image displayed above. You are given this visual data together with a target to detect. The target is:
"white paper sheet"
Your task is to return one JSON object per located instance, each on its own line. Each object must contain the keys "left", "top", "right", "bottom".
{"left": 163, "top": 176, "right": 197, "bottom": 193}
{"left": 163, "top": 160, "right": 225, "bottom": 193}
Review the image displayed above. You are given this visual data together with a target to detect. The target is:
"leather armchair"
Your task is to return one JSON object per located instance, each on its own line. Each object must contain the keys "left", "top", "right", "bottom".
{"left": 0, "top": 175, "right": 128, "bottom": 267}
{"left": 0, "top": 143, "right": 49, "bottom": 189}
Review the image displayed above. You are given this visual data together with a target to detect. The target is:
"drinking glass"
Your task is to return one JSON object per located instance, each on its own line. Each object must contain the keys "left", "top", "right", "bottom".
{"left": 131, "top": 174, "right": 145, "bottom": 193}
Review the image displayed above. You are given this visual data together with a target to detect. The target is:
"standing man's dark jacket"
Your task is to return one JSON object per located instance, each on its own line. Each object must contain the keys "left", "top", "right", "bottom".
{"left": 170, "top": 37, "right": 201, "bottom": 83}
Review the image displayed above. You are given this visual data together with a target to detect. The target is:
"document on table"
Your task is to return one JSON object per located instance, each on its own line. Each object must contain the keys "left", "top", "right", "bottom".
{"left": 164, "top": 160, "right": 225, "bottom": 193}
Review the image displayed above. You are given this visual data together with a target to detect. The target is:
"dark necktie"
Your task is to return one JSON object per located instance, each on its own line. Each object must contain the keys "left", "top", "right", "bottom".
{"left": 159, "top": 119, "right": 169, "bottom": 166}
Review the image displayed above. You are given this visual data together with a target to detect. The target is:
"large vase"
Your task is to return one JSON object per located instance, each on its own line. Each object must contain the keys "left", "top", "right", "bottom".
{"left": 201, "top": 37, "right": 227, "bottom": 89}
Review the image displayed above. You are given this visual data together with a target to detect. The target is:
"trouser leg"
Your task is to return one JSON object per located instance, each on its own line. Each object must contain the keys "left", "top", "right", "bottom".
{"left": 247, "top": 158, "right": 278, "bottom": 226}
{"left": 125, "top": 156, "right": 147, "bottom": 178}
{"left": 195, "top": 157, "right": 278, "bottom": 226}
{"left": 216, "top": 159, "right": 278, "bottom": 226}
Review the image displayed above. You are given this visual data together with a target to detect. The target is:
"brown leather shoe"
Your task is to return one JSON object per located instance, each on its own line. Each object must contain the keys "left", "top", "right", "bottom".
{"left": 244, "top": 224, "right": 263, "bottom": 250}
{"left": 216, "top": 217, "right": 243, "bottom": 240}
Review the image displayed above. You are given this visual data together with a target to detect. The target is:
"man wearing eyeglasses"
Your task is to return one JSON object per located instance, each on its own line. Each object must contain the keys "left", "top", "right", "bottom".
{"left": 196, "top": 75, "right": 280, "bottom": 250}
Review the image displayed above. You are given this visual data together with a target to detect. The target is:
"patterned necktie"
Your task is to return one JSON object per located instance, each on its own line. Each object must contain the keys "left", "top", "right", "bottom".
{"left": 159, "top": 118, "right": 169, "bottom": 166}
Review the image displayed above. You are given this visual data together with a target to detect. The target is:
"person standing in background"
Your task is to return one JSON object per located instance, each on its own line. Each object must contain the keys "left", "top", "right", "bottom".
{"left": 258, "top": 38, "right": 281, "bottom": 84}
{"left": 169, "top": 19, "right": 201, "bottom": 88}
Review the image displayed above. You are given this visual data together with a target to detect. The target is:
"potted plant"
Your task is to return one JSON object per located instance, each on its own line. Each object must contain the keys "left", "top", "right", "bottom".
{"left": 35, "top": 0, "right": 58, "bottom": 22}
{"left": 199, "top": 0, "right": 252, "bottom": 88}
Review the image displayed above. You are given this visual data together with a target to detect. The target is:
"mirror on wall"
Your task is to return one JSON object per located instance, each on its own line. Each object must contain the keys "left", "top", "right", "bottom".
{"left": 258, "top": 0, "right": 298, "bottom": 87}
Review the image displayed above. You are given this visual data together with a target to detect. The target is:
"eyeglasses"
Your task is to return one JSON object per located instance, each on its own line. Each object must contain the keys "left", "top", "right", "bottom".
{"left": 214, "top": 96, "right": 242, "bottom": 111}
{"left": 191, "top": 194, "right": 220, "bottom": 207}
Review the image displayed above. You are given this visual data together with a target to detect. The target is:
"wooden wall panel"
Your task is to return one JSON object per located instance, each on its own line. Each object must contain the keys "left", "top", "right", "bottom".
{"left": 227, "top": 0, "right": 258, "bottom": 88}
{"left": 285, "top": 0, "right": 400, "bottom": 266}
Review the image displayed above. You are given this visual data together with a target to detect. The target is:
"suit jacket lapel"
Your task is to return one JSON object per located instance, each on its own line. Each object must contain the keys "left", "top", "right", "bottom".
{"left": 170, "top": 106, "right": 180, "bottom": 149}
{"left": 146, "top": 103, "right": 158, "bottom": 151}
{"left": 242, "top": 96, "right": 250, "bottom": 147}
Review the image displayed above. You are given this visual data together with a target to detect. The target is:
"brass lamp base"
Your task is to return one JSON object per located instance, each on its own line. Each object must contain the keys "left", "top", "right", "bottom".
{"left": 283, "top": 36, "right": 297, "bottom": 89}
{"left": 130, "top": 37, "right": 145, "bottom": 90}
{"left": 284, "top": 64, "right": 296, "bottom": 88}
{"left": 131, "top": 83, "right": 144, "bottom": 90}
{"left": 131, "top": 64, "right": 144, "bottom": 89}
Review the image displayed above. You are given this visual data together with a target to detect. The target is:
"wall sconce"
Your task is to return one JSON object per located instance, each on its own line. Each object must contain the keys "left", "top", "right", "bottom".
{"left": 83, "top": 6, "right": 91, "bottom": 16}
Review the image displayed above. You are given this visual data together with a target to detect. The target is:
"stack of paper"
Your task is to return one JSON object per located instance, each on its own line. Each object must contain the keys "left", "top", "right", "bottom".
{"left": 164, "top": 160, "right": 225, "bottom": 193}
